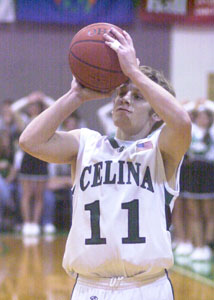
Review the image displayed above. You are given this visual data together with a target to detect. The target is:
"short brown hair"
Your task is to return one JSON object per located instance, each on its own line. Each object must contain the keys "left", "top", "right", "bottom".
{"left": 140, "top": 66, "right": 176, "bottom": 134}
{"left": 140, "top": 66, "right": 176, "bottom": 97}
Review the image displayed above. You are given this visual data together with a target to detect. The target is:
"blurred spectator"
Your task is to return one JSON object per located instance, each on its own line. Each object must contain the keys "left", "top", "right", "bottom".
{"left": 172, "top": 100, "right": 195, "bottom": 257}
{"left": 43, "top": 163, "right": 72, "bottom": 234}
{"left": 11, "top": 91, "right": 54, "bottom": 236}
{"left": 0, "top": 98, "right": 23, "bottom": 141}
{"left": 42, "top": 112, "right": 82, "bottom": 234}
{"left": 172, "top": 155, "right": 193, "bottom": 257}
{"left": 173, "top": 99, "right": 214, "bottom": 262}
{"left": 185, "top": 106, "right": 214, "bottom": 261}
{"left": 96, "top": 101, "right": 115, "bottom": 136}
{"left": 0, "top": 129, "right": 17, "bottom": 230}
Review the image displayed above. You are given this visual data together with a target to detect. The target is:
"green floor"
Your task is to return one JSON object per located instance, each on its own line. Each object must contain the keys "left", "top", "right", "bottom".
{"left": 173, "top": 251, "right": 214, "bottom": 286}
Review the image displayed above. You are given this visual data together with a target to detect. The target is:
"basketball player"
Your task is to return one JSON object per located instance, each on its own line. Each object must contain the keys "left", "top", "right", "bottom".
{"left": 19, "top": 27, "right": 191, "bottom": 299}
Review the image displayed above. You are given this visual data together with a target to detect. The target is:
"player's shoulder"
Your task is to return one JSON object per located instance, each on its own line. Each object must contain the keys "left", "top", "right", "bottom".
{"left": 80, "top": 127, "right": 101, "bottom": 137}
{"left": 79, "top": 128, "right": 102, "bottom": 144}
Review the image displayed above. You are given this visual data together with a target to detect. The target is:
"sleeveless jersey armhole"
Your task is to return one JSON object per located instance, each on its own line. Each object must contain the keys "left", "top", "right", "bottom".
{"left": 150, "top": 129, "right": 183, "bottom": 203}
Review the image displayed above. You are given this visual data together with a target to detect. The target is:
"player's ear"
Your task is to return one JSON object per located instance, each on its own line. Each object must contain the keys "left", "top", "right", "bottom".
{"left": 151, "top": 112, "right": 161, "bottom": 123}
{"left": 150, "top": 112, "right": 161, "bottom": 125}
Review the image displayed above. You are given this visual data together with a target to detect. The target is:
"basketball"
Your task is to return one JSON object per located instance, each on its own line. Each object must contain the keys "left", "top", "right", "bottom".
{"left": 68, "top": 22, "right": 128, "bottom": 93}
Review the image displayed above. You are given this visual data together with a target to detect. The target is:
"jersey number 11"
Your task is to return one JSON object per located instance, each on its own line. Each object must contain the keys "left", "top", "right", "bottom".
{"left": 85, "top": 199, "right": 146, "bottom": 245}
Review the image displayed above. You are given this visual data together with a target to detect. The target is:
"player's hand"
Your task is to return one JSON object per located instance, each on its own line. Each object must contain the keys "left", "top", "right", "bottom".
{"left": 104, "top": 28, "right": 139, "bottom": 78}
{"left": 70, "top": 77, "right": 114, "bottom": 103}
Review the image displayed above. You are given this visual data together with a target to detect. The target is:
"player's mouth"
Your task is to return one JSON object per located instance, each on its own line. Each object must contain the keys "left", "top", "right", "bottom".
{"left": 116, "top": 106, "right": 132, "bottom": 113}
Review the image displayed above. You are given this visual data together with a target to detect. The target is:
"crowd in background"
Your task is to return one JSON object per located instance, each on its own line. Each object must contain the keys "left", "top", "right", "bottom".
{"left": 173, "top": 98, "right": 214, "bottom": 264}
{"left": 0, "top": 92, "right": 83, "bottom": 237}
{"left": 1, "top": 93, "right": 214, "bottom": 263}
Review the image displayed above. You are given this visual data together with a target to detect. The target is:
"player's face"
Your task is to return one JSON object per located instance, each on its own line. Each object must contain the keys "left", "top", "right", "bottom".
{"left": 112, "top": 83, "right": 153, "bottom": 137}
{"left": 195, "top": 110, "right": 211, "bottom": 129}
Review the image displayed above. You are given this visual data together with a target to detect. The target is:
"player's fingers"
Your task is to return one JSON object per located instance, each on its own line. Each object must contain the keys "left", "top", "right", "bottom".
{"left": 71, "top": 75, "right": 77, "bottom": 86}
{"left": 71, "top": 76, "right": 85, "bottom": 90}
{"left": 123, "top": 30, "right": 133, "bottom": 45}
{"left": 109, "top": 27, "right": 126, "bottom": 45}
{"left": 103, "top": 33, "right": 115, "bottom": 43}
{"left": 105, "top": 40, "right": 121, "bottom": 52}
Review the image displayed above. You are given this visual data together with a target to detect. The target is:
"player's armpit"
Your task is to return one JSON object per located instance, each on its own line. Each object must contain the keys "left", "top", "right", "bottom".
{"left": 158, "top": 123, "right": 191, "bottom": 181}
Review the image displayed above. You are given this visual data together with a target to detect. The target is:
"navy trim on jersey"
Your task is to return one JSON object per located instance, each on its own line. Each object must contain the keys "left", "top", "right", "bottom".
{"left": 70, "top": 186, "right": 75, "bottom": 227}
{"left": 107, "top": 137, "right": 125, "bottom": 152}
{"left": 164, "top": 187, "right": 173, "bottom": 231}
{"left": 165, "top": 205, "right": 172, "bottom": 231}
{"left": 72, "top": 185, "right": 76, "bottom": 195}
{"left": 70, "top": 274, "right": 79, "bottom": 299}
{"left": 107, "top": 137, "right": 120, "bottom": 149}
{"left": 165, "top": 269, "right": 175, "bottom": 300}
{"left": 164, "top": 187, "right": 174, "bottom": 205}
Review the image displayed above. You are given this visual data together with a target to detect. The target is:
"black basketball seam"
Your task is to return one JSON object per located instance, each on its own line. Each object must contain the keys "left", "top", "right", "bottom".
{"left": 71, "top": 40, "right": 105, "bottom": 47}
{"left": 70, "top": 50, "right": 123, "bottom": 74}
{"left": 69, "top": 41, "right": 123, "bottom": 74}
{"left": 74, "top": 72, "right": 113, "bottom": 92}
{"left": 75, "top": 75, "right": 112, "bottom": 92}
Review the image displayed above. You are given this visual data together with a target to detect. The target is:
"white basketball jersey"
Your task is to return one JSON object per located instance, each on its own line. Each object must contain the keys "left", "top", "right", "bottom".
{"left": 63, "top": 128, "right": 181, "bottom": 279}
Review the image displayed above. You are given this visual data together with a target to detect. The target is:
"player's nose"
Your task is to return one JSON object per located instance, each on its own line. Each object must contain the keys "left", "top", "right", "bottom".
{"left": 120, "top": 91, "right": 132, "bottom": 105}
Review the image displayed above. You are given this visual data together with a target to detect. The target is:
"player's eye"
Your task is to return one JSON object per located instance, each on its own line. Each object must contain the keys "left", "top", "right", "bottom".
{"left": 133, "top": 94, "right": 144, "bottom": 101}
{"left": 118, "top": 91, "right": 127, "bottom": 97}
{"left": 117, "top": 87, "right": 128, "bottom": 97}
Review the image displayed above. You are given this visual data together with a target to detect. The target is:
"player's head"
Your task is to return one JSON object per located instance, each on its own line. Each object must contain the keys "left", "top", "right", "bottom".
{"left": 112, "top": 66, "right": 175, "bottom": 137}
{"left": 140, "top": 66, "right": 175, "bottom": 97}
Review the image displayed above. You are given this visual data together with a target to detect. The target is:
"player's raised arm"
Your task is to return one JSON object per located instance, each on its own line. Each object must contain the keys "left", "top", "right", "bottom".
{"left": 127, "top": 67, "right": 191, "bottom": 161}
{"left": 104, "top": 27, "right": 192, "bottom": 168}
{"left": 19, "top": 78, "right": 111, "bottom": 164}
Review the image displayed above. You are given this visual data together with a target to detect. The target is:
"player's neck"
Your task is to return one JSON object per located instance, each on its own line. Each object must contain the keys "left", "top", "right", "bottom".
{"left": 116, "top": 127, "right": 150, "bottom": 141}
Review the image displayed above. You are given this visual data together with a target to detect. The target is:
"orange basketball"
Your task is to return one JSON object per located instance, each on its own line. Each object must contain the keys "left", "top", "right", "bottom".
{"left": 68, "top": 22, "right": 128, "bottom": 93}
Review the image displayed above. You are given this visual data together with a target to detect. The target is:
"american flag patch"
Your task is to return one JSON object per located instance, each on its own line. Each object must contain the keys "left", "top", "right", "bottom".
{"left": 136, "top": 141, "right": 153, "bottom": 151}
